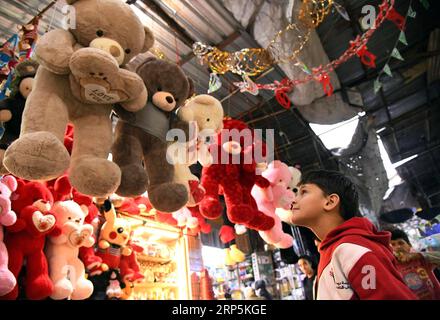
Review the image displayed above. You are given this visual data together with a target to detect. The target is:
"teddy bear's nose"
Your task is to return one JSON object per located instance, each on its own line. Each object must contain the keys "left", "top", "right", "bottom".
{"left": 166, "top": 96, "right": 174, "bottom": 104}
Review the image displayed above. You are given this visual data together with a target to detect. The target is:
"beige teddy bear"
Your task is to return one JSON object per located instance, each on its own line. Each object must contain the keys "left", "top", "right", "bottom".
{"left": 3, "top": 0, "right": 154, "bottom": 197}
{"left": 169, "top": 94, "right": 224, "bottom": 206}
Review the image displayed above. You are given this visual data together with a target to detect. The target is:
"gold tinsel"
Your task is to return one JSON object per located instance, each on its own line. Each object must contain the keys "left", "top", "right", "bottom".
{"left": 193, "top": 0, "right": 334, "bottom": 77}
{"left": 299, "top": 0, "right": 334, "bottom": 28}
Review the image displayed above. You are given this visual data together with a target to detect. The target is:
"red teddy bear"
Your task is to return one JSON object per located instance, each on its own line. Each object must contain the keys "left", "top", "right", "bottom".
{"left": 1, "top": 179, "right": 61, "bottom": 300}
{"left": 199, "top": 119, "right": 274, "bottom": 231}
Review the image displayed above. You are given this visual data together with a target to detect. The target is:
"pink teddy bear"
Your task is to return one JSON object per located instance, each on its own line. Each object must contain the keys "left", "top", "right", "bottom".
{"left": 251, "top": 161, "right": 295, "bottom": 248}
{"left": 0, "top": 175, "right": 18, "bottom": 296}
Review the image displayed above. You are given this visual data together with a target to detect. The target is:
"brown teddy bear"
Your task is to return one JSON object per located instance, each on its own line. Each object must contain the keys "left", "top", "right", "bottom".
{"left": 3, "top": 0, "right": 154, "bottom": 197}
{"left": 111, "top": 57, "right": 192, "bottom": 212}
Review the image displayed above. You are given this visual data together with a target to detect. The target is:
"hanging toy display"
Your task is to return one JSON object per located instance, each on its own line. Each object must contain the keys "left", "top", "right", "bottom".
{"left": 17, "top": 17, "right": 40, "bottom": 61}
{"left": 0, "top": 34, "right": 19, "bottom": 98}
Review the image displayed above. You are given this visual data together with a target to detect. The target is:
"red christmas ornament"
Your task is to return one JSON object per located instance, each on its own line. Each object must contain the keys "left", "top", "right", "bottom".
{"left": 356, "top": 45, "right": 377, "bottom": 69}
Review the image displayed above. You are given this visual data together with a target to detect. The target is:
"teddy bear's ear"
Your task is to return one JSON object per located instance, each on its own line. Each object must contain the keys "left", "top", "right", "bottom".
{"left": 2, "top": 175, "right": 18, "bottom": 192}
{"left": 80, "top": 204, "right": 89, "bottom": 217}
{"left": 135, "top": 56, "right": 157, "bottom": 73}
{"left": 142, "top": 26, "right": 155, "bottom": 53}
{"left": 177, "top": 105, "right": 194, "bottom": 122}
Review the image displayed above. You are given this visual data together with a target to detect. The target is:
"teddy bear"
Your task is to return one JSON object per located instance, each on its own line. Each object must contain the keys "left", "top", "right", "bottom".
{"left": 251, "top": 161, "right": 295, "bottom": 249}
{"left": 1, "top": 179, "right": 61, "bottom": 300}
{"left": 199, "top": 118, "right": 274, "bottom": 231}
{"left": 111, "top": 57, "right": 192, "bottom": 212}
{"left": 3, "top": 0, "right": 155, "bottom": 198}
{"left": 275, "top": 166, "right": 302, "bottom": 225}
{"left": 46, "top": 200, "right": 95, "bottom": 300}
{"left": 0, "top": 60, "right": 39, "bottom": 173}
{"left": 0, "top": 175, "right": 18, "bottom": 296}
{"left": 169, "top": 94, "right": 224, "bottom": 206}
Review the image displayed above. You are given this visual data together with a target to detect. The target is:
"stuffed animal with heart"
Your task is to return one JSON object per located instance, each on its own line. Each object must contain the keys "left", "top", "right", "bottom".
{"left": 1, "top": 179, "right": 61, "bottom": 300}
{"left": 3, "top": 0, "right": 154, "bottom": 198}
{"left": 0, "top": 175, "right": 18, "bottom": 296}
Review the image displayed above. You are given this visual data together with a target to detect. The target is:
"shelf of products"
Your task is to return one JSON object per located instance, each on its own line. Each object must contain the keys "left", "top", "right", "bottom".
{"left": 121, "top": 214, "right": 192, "bottom": 300}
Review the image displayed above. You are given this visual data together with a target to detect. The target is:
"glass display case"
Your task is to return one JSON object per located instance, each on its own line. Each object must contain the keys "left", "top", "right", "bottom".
{"left": 121, "top": 214, "right": 192, "bottom": 300}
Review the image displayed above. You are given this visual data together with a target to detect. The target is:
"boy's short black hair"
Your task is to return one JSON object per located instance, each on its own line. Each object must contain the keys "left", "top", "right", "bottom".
{"left": 388, "top": 228, "right": 411, "bottom": 246}
{"left": 299, "top": 170, "right": 360, "bottom": 220}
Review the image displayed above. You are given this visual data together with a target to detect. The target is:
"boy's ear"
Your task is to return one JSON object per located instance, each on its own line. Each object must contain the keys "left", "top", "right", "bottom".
{"left": 324, "top": 193, "right": 340, "bottom": 212}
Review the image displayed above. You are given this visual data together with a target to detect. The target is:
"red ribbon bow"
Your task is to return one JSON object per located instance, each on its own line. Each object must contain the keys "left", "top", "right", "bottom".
{"left": 387, "top": 8, "right": 406, "bottom": 31}
{"left": 314, "top": 71, "right": 334, "bottom": 97}
{"left": 356, "top": 45, "right": 377, "bottom": 69}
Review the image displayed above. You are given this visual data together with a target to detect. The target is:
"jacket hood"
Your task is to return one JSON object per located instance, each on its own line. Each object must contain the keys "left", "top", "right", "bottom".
{"left": 320, "top": 217, "right": 391, "bottom": 251}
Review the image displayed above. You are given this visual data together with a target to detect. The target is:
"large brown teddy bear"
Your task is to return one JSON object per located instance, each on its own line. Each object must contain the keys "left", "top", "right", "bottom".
{"left": 112, "top": 57, "right": 191, "bottom": 212}
{"left": 3, "top": 0, "right": 154, "bottom": 197}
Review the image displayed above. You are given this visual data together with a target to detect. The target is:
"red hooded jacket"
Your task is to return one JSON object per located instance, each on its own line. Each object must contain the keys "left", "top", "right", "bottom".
{"left": 316, "top": 217, "right": 417, "bottom": 300}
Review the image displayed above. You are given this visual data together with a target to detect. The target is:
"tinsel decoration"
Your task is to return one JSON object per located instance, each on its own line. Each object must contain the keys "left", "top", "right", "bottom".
{"left": 299, "top": 0, "right": 334, "bottom": 28}
{"left": 192, "top": 42, "right": 274, "bottom": 77}
{"left": 193, "top": 0, "right": 334, "bottom": 78}
{"left": 235, "top": 0, "right": 397, "bottom": 100}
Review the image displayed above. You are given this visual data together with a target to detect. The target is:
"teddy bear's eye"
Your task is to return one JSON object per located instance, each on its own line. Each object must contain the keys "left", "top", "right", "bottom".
{"left": 68, "top": 217, "right": 72, "bottom": 220}
{"left": 206, "top": 118, "right": 210, "bottom": 122}
{"left": 96, "top": 30, "right": 104, "bottom": 37}
{"left": 125, "top": 48, "right": 131, "bottom": 54}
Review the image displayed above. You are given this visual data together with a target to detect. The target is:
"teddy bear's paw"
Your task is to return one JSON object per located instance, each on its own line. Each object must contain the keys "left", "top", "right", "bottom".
{"left": 3, "top": 132, "right": 70, "bottom": 181}
{"left": 69, "top": 158, "right": 121, "bottom": 197}
{"left": 0, "top": 149, "right": 10, "bottom": 175}
{"left": 70, "top": 48, "right": 119, "bottom": 80}
{"left": 51, "top": 278, "right": 73, "bottom": 300}
{"left": 0, "top": 269, "right": 16, "bottom": 296}
{"left": 71, "top": 279, "right": 93, "bottom": 300}
{"left": 116, "top": 164, "right": 148, "bottom": 197}
{"left": 199, "top": 197, "right": 222, "bottom": 219}
{"left": 148, "top": 183, "right": 188, "bottom": 212}
{"left": 70, "top": 48, "right": 128, "bottom": 104}
{"left": 246, "top": 210, "right": 275, "bottom": 231}
{"left": 228, "top": 205, "right": 254, "bottom": 224}
{"left": 32, "top": 211, "right": 56, "bottom": 233}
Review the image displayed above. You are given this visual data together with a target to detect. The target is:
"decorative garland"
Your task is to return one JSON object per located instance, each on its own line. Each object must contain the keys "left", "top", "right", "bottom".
{"left": 233, "top": 0, "right": 402, "bottom": 109}
{"left": 192, "top": 0, "right": 334, "bottom": 85}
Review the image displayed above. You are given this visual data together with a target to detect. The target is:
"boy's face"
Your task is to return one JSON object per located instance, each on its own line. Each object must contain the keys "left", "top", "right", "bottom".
{"left": 298, "top": 259, "right": 313, "bottom": 275}
{"left": 390, "top": 238, "right": 411, "bottom": 254}
{"left": 290, "top": 183, "right": 329, "bottom": 227}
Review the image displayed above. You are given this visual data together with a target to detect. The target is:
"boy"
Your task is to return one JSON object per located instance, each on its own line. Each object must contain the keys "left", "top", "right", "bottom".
{"left": 388, "top": 228, "right": 440, "bottom": 300}
{"left": 289, "top": 170, "right": 416, "bottom": 300}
